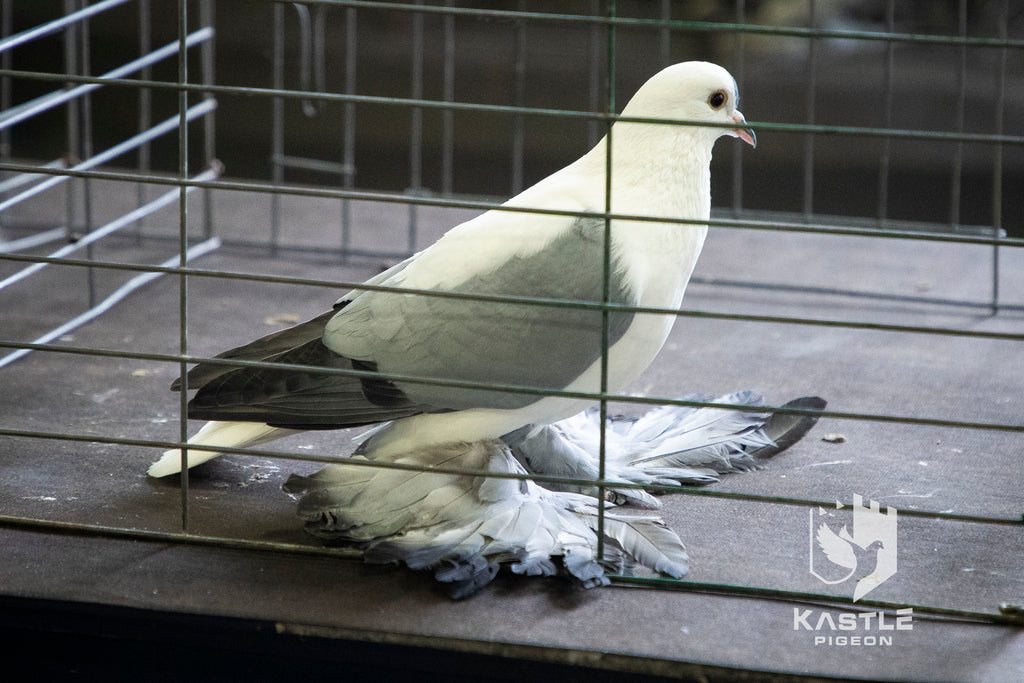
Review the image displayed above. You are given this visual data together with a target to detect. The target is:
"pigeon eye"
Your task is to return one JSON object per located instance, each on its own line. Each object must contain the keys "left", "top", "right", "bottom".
{"left": 708, "top": 90, "right": 727, "bottom": 110}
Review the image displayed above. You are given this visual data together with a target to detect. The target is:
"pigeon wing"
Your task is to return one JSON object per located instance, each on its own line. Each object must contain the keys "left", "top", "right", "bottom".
{"left": 325, "top": 215, "right": 637, "bottom": 412}
{"left": 172, "top": 256, "right": 417, "bottom": 392}
{"left": 816, "top": 522, "right": 857, "bottom": 570}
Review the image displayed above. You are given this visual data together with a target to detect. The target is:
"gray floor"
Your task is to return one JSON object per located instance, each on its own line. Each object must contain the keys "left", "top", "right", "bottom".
{"left": 1, "top": 181, "right": 1022, "bottom": 681}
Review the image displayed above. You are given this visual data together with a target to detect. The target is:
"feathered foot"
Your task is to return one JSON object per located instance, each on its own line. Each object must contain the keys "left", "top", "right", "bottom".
{"left": 283, "top": 440, "right": 688, "bottom": 598}
{"left": 504, "top": 391, "right": 826, "bottom": 507}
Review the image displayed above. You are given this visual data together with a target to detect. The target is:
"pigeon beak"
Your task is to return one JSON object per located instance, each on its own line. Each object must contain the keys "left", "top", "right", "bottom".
{"left": 731, "top": 110, "right": 757, "bottom": 148}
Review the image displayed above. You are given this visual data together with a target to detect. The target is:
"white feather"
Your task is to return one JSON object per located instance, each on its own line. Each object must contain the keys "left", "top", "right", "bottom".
{"left": 147, "top": 421, "right": 296, "bottom": 478}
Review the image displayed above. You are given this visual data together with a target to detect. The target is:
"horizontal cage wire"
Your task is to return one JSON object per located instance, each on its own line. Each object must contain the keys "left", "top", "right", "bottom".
{"left": 1, "top": 0, "right": 1023, "bottom": 677}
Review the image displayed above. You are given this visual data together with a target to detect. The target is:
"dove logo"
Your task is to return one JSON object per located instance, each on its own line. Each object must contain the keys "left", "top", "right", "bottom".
{"left": 809, "top": 494, "right": 897, "bottom": 601}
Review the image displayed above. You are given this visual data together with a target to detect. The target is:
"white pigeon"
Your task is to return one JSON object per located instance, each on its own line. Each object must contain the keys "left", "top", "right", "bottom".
{"left": 148, "top": 60, "right": 758, "bottom": 479}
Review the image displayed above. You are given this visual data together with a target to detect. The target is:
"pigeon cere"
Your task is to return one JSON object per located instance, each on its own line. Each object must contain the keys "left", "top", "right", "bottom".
{"left": 149, "top": 61, "right": 825, "bottom": 597}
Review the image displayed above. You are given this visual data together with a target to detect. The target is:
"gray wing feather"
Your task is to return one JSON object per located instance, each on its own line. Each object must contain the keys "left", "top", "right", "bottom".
{"left": 327, "top": 217, "right": 637, "bottom": 411}
{"left": 171, "top": 309, "right": 337, "bottom": 391}
{"left": 184, "top": 337, "right": 422, "bottom": 428}
{"left": 587, "top": 511, "right": 689, "bottom": 578}
{"left": 179, "top": 218, "right": 637, "bottom": 426}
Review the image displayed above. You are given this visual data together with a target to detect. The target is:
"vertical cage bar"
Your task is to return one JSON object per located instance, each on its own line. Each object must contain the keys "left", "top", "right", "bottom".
{"left": 271, "top": 3, "right": 285, "bottom": 255}
{"left": 658, "top": 0, "right": 670, "bottom": 66}
{"left": 77, "top": 0, "right": 97, "bottom": 307}
{"left": 511, "top": 0, "right": 527, "bottom": 196}
{"left": 597, "top": 0, "right": 617, "bottom": 566}
{"left": 135, "top": 0, "right": 152, "bottom": 244}
{"left": 199, "top": 0, "right": 216, "bottom": 240}
{"left": 407, "top": 0, "right": 424, "bottom": 253}
{"left": 876, "top": 0, "right": 895, "bottom": 230}
{"left": 63, "top": 0, "right": 80, "bottom": 247}
{"left": 0, "top": 0, "right": 12, "bottom": 225}
{"left": 731, "top": 0, "right": 746, "bottom": 216}
{"left": 341, "top": 6, "right": 357, "bottom": 259}
{"left": 990, "top": 0, "right": 1007, "bottom": 313}
{"left": 949, "top": 0, "right": 967, "bottom": 232}
{"left": 295, "top": 4, "right": 314, "bottom": 117}
{"left": 587, "top": 0, "right": 601, "bottom": 148}
{"left": 801, "top": 0, "right": 816, "bottom": 220}
{"left": 177, "top": 0, "right": 191, "bottom": 532}
{"left": 441, "top": 0, "right": 455, "bottom": 197}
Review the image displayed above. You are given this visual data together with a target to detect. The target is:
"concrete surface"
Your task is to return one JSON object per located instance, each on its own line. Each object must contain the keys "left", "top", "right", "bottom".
{"left": 1, "top": 182, "right": 1022, "bottom": 681}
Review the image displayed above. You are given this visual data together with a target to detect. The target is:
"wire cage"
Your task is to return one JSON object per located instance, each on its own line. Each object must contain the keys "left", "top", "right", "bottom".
{"left": 1, "top": 1, "right": 1023, "bottom": 679}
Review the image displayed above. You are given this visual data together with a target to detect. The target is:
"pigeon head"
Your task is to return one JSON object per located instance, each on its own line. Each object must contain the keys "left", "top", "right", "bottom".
{"left": 618, "top": 61, "right": 756, "bottom": 149}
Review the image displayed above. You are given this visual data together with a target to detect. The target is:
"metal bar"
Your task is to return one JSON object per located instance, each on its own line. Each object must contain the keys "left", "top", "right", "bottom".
{"left": 876, "top": 0, "right": 895, "bottom": 229}
{"left": 341, "top": 6, "right": 357, "bottom": 258}
{"left": 3, "top": 161, "right": 1021, "bottom": 250}
{"left": 149, "top": 352, "right": 1008, "bottom": 435}
{"left": 596, "top": 0, "right": 617, "bottom": 569}
{"left": 271, "top": 153, "right": 354, "bottom": 175}
{"left": 294, "top": 3, "right": 318, "bottom": 118}
{"left": 14, "top": 511, "right": 1021, "bottom": 631}
{"left": 0, "top": 422, "right": 1020, "bottom": 529}
{"left": 199, "top": 0, "right": 217, "bottom": 242}
{"left": 78, "top": 0, "right": 97, "bottom": 307}
{"left": 135, "top": 0, "right": 153, "bottom": 244}
{"left": 0, "top": 0, "right": 132, "bottom": 55}
{"left": 511, "top": 0, "right": 526, "bottom": 195}
{"left": 949, "top": 0, "right": 967, "bottom": 232}
{"left": 6, "top": 243, "right": 1024, "bottom": 337}
{"left": 0, "top": 158, "right": 67, "bottom": 193}
{"left": 730, "top": 0, "right": 746, "bottom": 216}
{"left": 6, "top": 69, "right": 1024, "bottom": 149}
{"left": 0, "top": 514, "right": 363, "bottom": 560}
{"left": 0, "top": 228, "right": 67, "bottom": 253}
{"left": 271, "top": 2, "right": 285, "bottom": 255}
{"left": 0, "top": 99, "right": 218, "bottom": 214}
{"left": 265, "top": 1, "right": 1024, "bottom": 50}
{"left": 407, "top": 0, "right": 424, "bottom": 252}
{"left": 63, "top": 0, "right": 80, "bottom": 252}
{"left": 0, "top": 237, "right": 221, "bottom": 370}
{"left": 177, "top": 0, "right": 191, "bottom": 533}
{"left": 294, "top": 2, "right": 328, "bottom": 119}
{"left": 0, "top": 28, "right": 214, "bottom": 132}
{"left": 801, "top": 0, "right": 815, "bottom": 220}
{"left": 609, "top": 577, "right": 1024, "bottom": 627}
{"left": 0, "top": 512, "right": 1018, "bottom": 627}
{"left": 658, "top": 0, "right": 670, "bottom": 65}
{"left": 0, "top": 165, "right": 221, "bottom": 292}
{"left": 0, "top": 0, "right": 11, "bottom": 199}
{"left": 43, "top": 233, "right": 1015, "bottom": 295}
{"left": 587, "top": 0, "right": 601, "bottom": 148}
{"left": 441, "top": 1, "right": 454, "bottom": 196}
{"left": 990, "top": 0, "right": 1008, "bottom": 314}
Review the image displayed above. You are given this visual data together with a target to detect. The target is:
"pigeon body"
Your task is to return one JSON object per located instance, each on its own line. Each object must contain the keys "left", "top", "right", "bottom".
{"left": 149, "top": 61, "right": 756, "bottom": 478}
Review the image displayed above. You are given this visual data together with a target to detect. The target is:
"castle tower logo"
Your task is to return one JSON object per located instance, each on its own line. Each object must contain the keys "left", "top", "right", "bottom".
{"left": 809, "top": 494, "right": 897, "bottom": 601}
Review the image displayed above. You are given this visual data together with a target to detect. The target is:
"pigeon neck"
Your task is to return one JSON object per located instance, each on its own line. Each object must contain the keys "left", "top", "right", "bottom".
{"left": 582, "top": 126, "right": 714, "bottom": 220}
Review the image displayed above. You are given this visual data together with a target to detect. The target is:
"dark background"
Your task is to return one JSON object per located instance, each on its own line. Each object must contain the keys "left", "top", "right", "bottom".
{"left": 6, "top": 0, "right": 1023, "bottom": 236}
